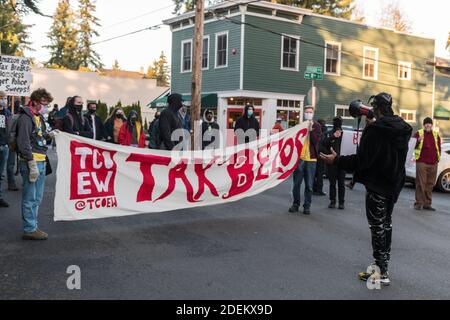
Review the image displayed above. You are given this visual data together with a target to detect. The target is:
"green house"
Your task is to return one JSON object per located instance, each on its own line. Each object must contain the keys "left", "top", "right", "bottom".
{"left": 163, "top": 0, "right": 438, "bottom": 141}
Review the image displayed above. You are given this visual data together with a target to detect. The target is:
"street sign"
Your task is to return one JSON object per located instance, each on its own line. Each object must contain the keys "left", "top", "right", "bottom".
{"left": 304, "top": 72, "right": 323, "bottom": 80}
{"left": 306, "top": 66, "right": 323, "bottom": 74}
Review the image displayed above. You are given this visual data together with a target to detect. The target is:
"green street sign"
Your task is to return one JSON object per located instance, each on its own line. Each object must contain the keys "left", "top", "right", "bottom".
{"left": 304, "top": 72, "right": 323, "bottom": 80}
{"left": 306, "top": 66, "right": 323, "bottom": 74}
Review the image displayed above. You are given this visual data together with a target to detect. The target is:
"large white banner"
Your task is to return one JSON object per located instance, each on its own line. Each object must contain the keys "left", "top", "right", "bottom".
{"left": 0, "top": 55, "right": 32, "bottom": 96}
{"left": 54, "top": 124, "right": 309, "bottom": 221}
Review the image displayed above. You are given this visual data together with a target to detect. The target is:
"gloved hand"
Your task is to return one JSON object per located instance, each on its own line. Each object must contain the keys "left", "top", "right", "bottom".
{"left": 48, "top": 129, "right": 60, "bottom": 139}
{"left": 28, "top": 160, "right": 39, "bottom": 183}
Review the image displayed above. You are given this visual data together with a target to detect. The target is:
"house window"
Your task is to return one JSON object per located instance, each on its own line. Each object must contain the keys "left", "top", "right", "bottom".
{"left": 335, "top": 105, "right": 352, "bottom": 119}
{"left": 363, "top": 47, "right": 378, "bottom": 80}
{"left": 276, "top": 99, "right": 301, "bottom": 108}
{"left": 398, "top": 61, "right": 412, "bottom": 80}
{"left": 400, "top": 110, "right": 416, "bottom": 123}
{"left": 215, "top": 32, "right": 228, "bottom": 68}
{"left": 202, "top": 36, "right": 210, "bottom": 70}
{"left": 325, "top": 42, "right": 341, "bottom": 75}
{"left": 181, "top": 39, "right": 192, "bottom": 73}
{"left": 281, "top": 35, "right": 300, "bottom": 71}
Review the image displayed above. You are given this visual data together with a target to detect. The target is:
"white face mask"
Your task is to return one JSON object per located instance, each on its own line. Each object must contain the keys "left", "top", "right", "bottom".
{"left": 304, "top": 112, "right": 314, "bottom": 121}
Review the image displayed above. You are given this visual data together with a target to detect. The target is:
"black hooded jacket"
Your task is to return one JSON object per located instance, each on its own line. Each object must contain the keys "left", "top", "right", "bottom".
{"left": 234, "top": 105, "right": 261, "bottom": 143}
{"left": 63, "top": 105, "right": 93, "bottom": 138}
{"left": 159, "top": 94, "right": 184, "bottom": 150}
{"left": 336, "top": 115, "right": 412, "bottom": 202}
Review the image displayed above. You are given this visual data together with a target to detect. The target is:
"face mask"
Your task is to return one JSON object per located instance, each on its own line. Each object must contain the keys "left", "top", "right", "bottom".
{"left": 116, "top": 113, "right": 123, "bottom": 119}
{"left": 304, "top": 113, "right": 314, "bottom": 121}
{"left": 88, "top": 109, "right": 96, "bottom": 114}
{"left": 75, "top": 104, "right": 83, "bottom": 112}
{"left": 130, "top": 116, "right": 137, "bottom": 124}
{"left": 40, "top": 106, "right": 49, "bottom": 115}
{"left": 247, "top": 110, "right": 254, "bottom": 117}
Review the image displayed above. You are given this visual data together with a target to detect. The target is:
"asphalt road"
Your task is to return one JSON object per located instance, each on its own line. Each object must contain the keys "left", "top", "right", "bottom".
{"left": 1, "top": 149, "right": 449, "bottom": 300}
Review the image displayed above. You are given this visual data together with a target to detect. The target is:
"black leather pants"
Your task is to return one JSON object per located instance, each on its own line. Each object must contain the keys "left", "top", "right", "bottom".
{"left": 365, "top": 190, "right": 395, "bottom": 274}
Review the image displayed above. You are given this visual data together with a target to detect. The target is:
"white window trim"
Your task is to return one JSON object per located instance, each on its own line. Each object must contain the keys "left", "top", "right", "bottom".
{"left": 399, "top": 109, "right": 416, "bottom": 123}
{"left": 335, "top": 104, "right": 352, "bottom": 120}
{"left": 280, "top": 34, "right": 300, "bottom": 72}
{"left": 324, "top": 41, "right": 341, "bottom": 76}
{"left": 215, "top": 31, "right": 229, "bottom": 69}
{"left": 202, "top": 35, "right": 210, "bottom": 71}
{"left": 180, "top": 39, "right": 193, "bottom": 73}
{"left": 398, "top": 61, "right": 412, "bottom": 81}
{"left": 362, "top": 46, "right": 379, "bottom": 80}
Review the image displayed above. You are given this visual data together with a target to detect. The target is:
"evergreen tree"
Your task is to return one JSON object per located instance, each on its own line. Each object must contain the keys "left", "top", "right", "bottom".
{"left": 0, "top": 0, "right": 45, "bottom": 15}
{"left": 46, "top": 0, "right": 79, "bottom": 69}
{"left": 77, "top": 0, "right": 103, "bottom": 70}
{"left": 146, "top": 51, "right": 170, "bottom": 87}
{"left": 0, "top": 0, "right": 31, "bottom": 56}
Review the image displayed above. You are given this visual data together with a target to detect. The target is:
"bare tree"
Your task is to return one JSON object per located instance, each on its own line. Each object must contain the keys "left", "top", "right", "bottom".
{"left": 379, "top": 1, "right": 412, "bottom": 32}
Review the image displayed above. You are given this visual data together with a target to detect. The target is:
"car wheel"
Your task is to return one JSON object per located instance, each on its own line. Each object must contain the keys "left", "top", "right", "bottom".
{"left": 437, "top": 169, "right": 450, "bottom": 193}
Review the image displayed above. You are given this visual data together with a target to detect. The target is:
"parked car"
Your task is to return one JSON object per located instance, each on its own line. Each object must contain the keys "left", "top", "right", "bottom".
{"left": 406, "top": 143, "right": 450, "bottom": 193}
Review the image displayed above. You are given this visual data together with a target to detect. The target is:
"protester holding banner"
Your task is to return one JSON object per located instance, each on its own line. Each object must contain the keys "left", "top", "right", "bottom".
{"left": 289, "top": 106, "right": 321, "bottom": 215}
{"left": 0, "top": 91, "right": 12, "bottom": 207}
{"left": 104, "top": 107, "right": 127, "bottom": 144}
{"left": 202, "top": 110, "right": 220, "bottom": 150}
{"left": 84, "top": 102, "right": 106, "bottom": 141}
{"left": 159, "top": 93, "right": 184, "bottom": 150}
{"left": 16, "top": 88, "right": 54, "bottom": 240}
{"left": 234, "top": 104, "right": 260, "bottom": 144}
{"left": 323, "top": 117, "right": 346, "bottom": 210}
{"left": 62, "top": 96, "right": 93, "bottom": 138}
{"left": 118, "top": 110, "right": 145, "bottom": 148}
{"left": 148, "top": 111, "right": 161, "bottom": 149}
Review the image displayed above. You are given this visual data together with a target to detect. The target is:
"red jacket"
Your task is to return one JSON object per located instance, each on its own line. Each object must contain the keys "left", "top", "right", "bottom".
{"left": 118, "top": 123, "right": 146, "bottom": 148}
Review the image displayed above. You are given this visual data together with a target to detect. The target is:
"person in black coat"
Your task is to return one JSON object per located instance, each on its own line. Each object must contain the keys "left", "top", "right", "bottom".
{"left": 202, "top": 110, "right": 220, "bottom": 150}
{"left": 323, "top": 117, "right": 346, "bottom": 209}
{"left": 62, "top": 96, "right": 93, "bottom": 138}
{"left": 84, "top": 102, "right": 106, "bottom": 141}
{"left": 321, "top": 92, "right": 412, "bottom": 285}
{"left": 234, "top": 104, "right": 260, "bottom": 144}
{"left": 313, "top": 119, "right": 327, "bottom": 196}
{"left": 158, "top": 93, "right": 184, "bottom": 150}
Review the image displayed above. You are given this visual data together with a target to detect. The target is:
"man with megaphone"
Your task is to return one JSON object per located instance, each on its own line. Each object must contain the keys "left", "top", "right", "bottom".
{"left": 321, "top": 92, "right": 412, "bottom": 287}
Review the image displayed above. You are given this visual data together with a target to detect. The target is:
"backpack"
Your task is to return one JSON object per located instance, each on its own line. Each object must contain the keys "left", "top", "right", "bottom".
{"left": 149, "top": 119, "right": 161, "bottom": 149}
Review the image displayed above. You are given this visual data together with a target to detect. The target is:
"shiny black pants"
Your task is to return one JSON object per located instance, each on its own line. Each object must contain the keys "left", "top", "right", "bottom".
{"left": 366, "top": 191, "right": 395, "bottom": 274}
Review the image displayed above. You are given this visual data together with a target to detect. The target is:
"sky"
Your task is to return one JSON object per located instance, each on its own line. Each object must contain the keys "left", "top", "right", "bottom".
{"left": 23, "top": 0, "right": 450, "bottom": 72}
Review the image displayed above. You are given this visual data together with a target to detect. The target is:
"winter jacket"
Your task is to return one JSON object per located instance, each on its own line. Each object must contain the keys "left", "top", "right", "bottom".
{"left": 234, "top": 105, "right": 261, "bottom": 143}
{"left": 0, "top": 107, "right": 12, "bottom": 146}
{"left": 202, "top": 120, "right": 220, "bottom": 150}
{"left": 305, "top": 121, "right": 322, "bottom": 160}
{"left": 159, "top": 94, "right": 184, "bottom": 150}
{"left": 62, "top": 106, "right": 93, "bottom": 138}
{"left": 118, "top": 122, "right": 146, "bottom": 148}
{"left": 16, "top": 106, "right": 48, "bottom": 161}
{"left": 336, "top": 115, "right": 412, "bottom": 202}
{"left": 84, "top": 113, "right": 106, "bottom": 141}
{"left": 323, "top": 129, "right": 344, "bottom": 157}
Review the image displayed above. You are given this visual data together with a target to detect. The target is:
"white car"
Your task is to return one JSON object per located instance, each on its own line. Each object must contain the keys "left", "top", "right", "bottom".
{"left": 406, "top": 143, "right": 450, "bottom": 193}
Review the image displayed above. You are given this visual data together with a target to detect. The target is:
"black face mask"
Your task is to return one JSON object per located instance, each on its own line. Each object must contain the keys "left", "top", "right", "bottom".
{"left": 130, "top": 117, "right": 137, "bottom": 124}
{"left": 75, "top": 104, "right": 83, "bottom": 112}
{"left": 116, "top": 113, "right": 123, "bottom": 119}
{"left": 88, "top": 109, "right": 96, "bottom": 114}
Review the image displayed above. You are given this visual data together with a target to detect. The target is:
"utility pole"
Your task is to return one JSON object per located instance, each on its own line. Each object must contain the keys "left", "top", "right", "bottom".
{"left": 191, "top": 0, "right": 205, "bottom": 150}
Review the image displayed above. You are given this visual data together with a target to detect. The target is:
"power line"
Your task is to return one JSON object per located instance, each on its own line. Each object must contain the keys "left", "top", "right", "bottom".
{"left": 100, "top": 4, "right": 175, "bottom": 30}
{"left": 91, "top": 24, "right": 163, "bottom": 46}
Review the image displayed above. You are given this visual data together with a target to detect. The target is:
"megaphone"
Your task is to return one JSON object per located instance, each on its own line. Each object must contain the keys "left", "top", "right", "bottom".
{"left": 349, "top": 100, "right": 375, "bottom": 119}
